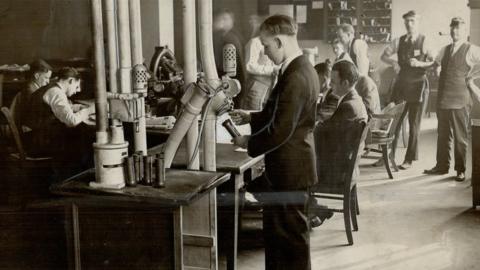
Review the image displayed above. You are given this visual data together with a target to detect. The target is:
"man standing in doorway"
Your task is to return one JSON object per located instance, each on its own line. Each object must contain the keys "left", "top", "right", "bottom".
{"left": 336, "top": 23, "right": 370, "bottom": 76}
{"left": 381, "top": 10, "right": 436, "bottom": 170}
{"left": 424, "top": 17, "right": 480, "bottom": 181}
{"left": 229, "top": 15, "right": 319, "bottom": 270}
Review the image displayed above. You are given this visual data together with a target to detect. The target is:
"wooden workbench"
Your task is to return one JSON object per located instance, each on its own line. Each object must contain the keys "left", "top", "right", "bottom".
{"left": 50, "top": 168, "right": 230, "bottom": 270}
{"left": 149, "top": 143, "right": 264, "bottom": 270}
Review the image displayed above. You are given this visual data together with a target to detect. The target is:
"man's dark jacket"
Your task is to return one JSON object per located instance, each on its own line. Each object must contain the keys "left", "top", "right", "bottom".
{"left": 247, "top": 55, "right": 320, "bottom": 190}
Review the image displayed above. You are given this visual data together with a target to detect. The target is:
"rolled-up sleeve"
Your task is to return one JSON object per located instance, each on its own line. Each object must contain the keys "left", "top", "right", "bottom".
{"left": 353, "top": 40, "right": 370, "bottom": 76}
{"left": 467, "top": 44, "right": 480, "bottom": 67}
{"left": 43, "top": 87, "right": 88, "bottom": 127}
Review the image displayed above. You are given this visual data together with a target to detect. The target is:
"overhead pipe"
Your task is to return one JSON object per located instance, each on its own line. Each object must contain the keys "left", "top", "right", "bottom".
{"left": 183, "top": 0, "right": 200, "bottom": 170}
{"left": 129, "top": 0, "right": 148, "bottom": 155}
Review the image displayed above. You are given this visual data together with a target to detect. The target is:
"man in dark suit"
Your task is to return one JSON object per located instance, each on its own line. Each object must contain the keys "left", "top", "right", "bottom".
{"left": 311, "top": 61, "right": 368, "bottom": 226}
{"left": 316, "top": 61, "right": 368, "bottom": 178}
{"left": 230, "top": 15, "right": 319, "bottom": 270}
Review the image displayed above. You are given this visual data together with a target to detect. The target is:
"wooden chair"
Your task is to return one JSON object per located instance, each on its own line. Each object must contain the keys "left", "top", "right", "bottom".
{"left": 0, "top": 107, "right": 52, "bottom": 166}
{"left": 0, "top": 107, "right": 53, "bottom": 207}
{"left": 311, "top": 120, "right": 369, "bottom": 245}
{"left": 365, "top": 102, "right": 406, "bottom": 179}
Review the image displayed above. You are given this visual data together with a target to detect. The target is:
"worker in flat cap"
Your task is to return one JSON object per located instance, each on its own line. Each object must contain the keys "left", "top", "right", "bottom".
{"left": 381, "top": 10, "right": 436, "bottom": 170}
{"left": 424, "top": 16, "right": 480, "bottom": 182}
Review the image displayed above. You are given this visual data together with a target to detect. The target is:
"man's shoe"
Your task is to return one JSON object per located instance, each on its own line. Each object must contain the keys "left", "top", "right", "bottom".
{"left": 423, "top": 167, "right": 449, "bottom": 175}
{"left": 455, "top": 172, "right": 465, "bottom": 182}
{"left": 310, "top": 216, "right": 322, "bottom": 228}
{"left": 310, "top": 211, "right": 334, "bottom": 228}
{"left": 399, "top": 161, "right": 412, "bottom": 170}
{"left": 372, "top": 158, "right": 384, "bottom": 167}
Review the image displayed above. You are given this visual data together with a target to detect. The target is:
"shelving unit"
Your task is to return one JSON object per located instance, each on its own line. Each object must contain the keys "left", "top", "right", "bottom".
{"left": 325, "top": 0, "right": 392, "bottom": 44}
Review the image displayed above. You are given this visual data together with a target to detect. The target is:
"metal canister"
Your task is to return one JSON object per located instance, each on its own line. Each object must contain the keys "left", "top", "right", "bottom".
{"left": 125, "top": 156, "right": 136, "bottom": 187}
{"left": 143, "top": 155, "right": 153, "bottom": 185}
{"left": 154, "top": 153, "right": 166, "bottom": 188}
{"left": 133, "top": 153, "right": 142, "bottom": 183}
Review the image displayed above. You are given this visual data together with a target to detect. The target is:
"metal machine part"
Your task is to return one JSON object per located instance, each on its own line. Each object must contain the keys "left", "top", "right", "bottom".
{"left": 133, "top": 64, "right": 149, "bottom": 93}
{"left": 223, "top": 43, "right": 237, "bottom": 77}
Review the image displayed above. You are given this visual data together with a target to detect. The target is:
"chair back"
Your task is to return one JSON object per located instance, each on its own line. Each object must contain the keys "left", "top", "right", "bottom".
{"left": 0, "top": 107, "right": 26, "bottom": 161}
{"left": 386, "top": 102, "right": 406, "bottom": 138}
{"left": 314, "top": 120, "right": 368, "bottom": 194}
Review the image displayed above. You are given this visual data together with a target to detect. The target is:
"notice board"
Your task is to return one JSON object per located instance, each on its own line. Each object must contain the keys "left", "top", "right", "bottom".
{"left": 258, "top": 0, "right": 325, "bottom": 40}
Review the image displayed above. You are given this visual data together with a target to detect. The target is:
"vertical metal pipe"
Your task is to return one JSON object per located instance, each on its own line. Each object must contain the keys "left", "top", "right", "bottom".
{"left": 91, "top": 0, "right": 109, "bottom": 144}
{"left": 198, "top": 0, "right": 219, "bottom": 172}
{"left": 105, "top": 0, "right": 125, "bottom": 143}
{"left": 117, "top": 0, "right": 132, "bottom": 94}
{"left": 183, "top": 0, "right": 200, "bottom": 170}
{"left": 105, "top": 0, "right": 119, "bottom": 94}
{"left": 129, "top": 0, "right": 147, "bottom": 155}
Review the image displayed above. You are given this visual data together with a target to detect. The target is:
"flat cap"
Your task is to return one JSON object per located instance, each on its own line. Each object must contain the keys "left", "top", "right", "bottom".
{"left": 402, "top": 10, "right": 419, "bottom": 19}
{"left": 450, "top": 17, "right": 465, "bottom": 27}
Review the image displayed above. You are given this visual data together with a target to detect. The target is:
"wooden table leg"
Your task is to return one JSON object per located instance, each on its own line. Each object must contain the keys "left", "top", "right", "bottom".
{"left": 64, "top": 202, "right": 81, "bottom": 270}
{"left": 173, "top": 207, "right": 184, "bottom": 270}
{"left": 226, "top": 173, "right": 242, "bottom": 270}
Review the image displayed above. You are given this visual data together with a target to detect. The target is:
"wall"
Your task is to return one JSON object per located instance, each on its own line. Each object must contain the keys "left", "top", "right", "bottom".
{"left": 0, "top": 0, "right": 91, "bottom": 64}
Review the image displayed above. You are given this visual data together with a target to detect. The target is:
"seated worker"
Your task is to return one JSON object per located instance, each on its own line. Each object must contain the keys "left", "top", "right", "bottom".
{"left": 315, "top": 60, "right": 339, "bottom": 125}
{"left": 330, "top": 39, "right": 380, "bottom": 117}
{"left": 24, "top": 67, "right": 94, "bottom": 176}
{"left": 11, "top": 59, "right": 53, "bottom": 128}
{"left": 310, "top": 61, "right": 368, "bottom": 228}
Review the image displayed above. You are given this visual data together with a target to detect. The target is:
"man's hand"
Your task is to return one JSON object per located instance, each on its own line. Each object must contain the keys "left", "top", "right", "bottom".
{"left": 392, "top": 61, "right": 401, "bottom": 74}
{"left": 229, "top": 110, "right": 251, "bottom": 125}
{"left": 408, "top": 58, "right": 421, "bottom": 68}
{"left": 232, "top": 135, "right": 250, "bottom": 149}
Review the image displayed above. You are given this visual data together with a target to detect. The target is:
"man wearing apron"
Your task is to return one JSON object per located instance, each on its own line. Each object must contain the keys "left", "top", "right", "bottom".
{"left": 381, "top": 10, "right": 435, "bottom": 169}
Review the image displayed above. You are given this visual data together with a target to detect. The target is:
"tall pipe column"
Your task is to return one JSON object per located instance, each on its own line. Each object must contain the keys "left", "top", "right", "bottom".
{"left": 183, "top": 0, "right": 200, "bottom": 170}
{"left": 105, "top": 0, "right": 125, "bottom": 144}
{"left": 91, "top": 0, "right": 109, "bottom": 144}
{"left": 117, "top": 0, "right": 132, "bottom": 95}
{"left": 129, "top": 0, "right": 147, "bottom": 155}
{"left": 198, "top": 0, "right": 221, "bottom": 172}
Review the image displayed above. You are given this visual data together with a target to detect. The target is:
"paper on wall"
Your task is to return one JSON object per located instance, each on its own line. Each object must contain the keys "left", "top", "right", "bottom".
{"left": 312, "top": 1, "right": 324, "bottom": 9}
{"left": 296, "top": 5, "right": 307, "bottom": 24}
{"left": 269, "top": 4, "right": 294, "bottom": 18}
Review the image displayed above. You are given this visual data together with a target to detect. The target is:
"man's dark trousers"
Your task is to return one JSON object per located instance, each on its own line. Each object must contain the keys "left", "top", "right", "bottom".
{"left": 263, "top": 189, "right": 311, "bottom": 270}
{"left": 391, "top": 100, "right": 426, "bottom": 162}
{"left": 436, "top": 107, "right": 470, "bottom": 173}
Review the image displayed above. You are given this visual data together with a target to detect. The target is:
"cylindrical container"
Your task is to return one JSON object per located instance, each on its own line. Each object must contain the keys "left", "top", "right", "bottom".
{"left": 222, "top": 119, "right": 241, "bottom": 138}
{"left": 154, "top": 154, "right": 166, "bottom": 188}
{"left": 143, "top": 155, "right": 153, "bottom": 185}
{"left": 125, "top": 157, "right": 136, "bottom": 187}
{"left": 133, "top": 153, "right": 142, "bottom": 183}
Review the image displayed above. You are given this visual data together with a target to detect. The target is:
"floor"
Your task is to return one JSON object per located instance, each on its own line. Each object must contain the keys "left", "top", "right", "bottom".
{"left": 235, "top": 117, "right": 480, "bottom": 270}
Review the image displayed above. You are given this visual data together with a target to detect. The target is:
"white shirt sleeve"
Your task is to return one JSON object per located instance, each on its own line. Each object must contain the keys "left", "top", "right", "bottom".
{"left": 422, "top": 36, "right": 436, "bottom": 61}
{"left": 467, "top": 44, "right": 480, "bottom": 68}
{"left": 43, "top": 86, "right": 88, "bottom": 127}
{"left": 384, "top": 37, "right": 400, "bottom": 56}
{"left": 435, "top": 46, "right": 446, "bottom": 66}
{"left": 352, "top": 39, "right": 370, "bottom": 76}
{"left": 245, "top": 38, "right": 278, "bottom": 76}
